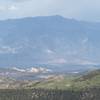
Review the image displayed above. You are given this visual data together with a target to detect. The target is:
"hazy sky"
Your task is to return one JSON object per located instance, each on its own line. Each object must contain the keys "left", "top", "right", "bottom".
{"left": 0, "top": 0, "right": 100, "bottom": 21}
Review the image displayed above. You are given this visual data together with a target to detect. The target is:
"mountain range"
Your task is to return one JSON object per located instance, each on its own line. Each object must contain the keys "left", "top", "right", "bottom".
{"left": 0, "top": 15, "right": 100, "bottom": 68}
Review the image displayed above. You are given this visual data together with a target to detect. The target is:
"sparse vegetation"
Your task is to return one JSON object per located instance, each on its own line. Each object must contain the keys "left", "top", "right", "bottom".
{"left": 0, "top": 87, "right": 100, "bottom": 100}
{"left": 0, "top": 70, "right": 100, "bottom": 100}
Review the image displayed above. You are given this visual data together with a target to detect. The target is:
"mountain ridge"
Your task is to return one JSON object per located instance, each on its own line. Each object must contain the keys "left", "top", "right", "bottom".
{"left": 0, "top": 15, "right": 100, "bottom": 67}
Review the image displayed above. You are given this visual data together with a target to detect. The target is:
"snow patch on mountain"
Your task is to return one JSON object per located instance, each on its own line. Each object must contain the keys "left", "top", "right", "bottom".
{"left": 12, "top": 67, "right": 52, "bottom": 73}
{"left": 27, "top": 67, "right": 52, "bottom": 73}
{"left": 12, "top": 67, "right": 26, "bottom": 72}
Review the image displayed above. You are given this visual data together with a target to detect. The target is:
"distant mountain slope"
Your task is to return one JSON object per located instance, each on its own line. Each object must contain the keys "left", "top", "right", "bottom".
{"left": 27, "top": 69, "right": 100, "bottom": 90}
{"left": 71, "top": 70, "right": 100, "bottom": 89}
{"left": 75, "top": 69, "right": 100, "bottom": 81}
{"left": 0, "top": 15, "right": 100, "bottom": 67}
{"left": 0, "top": 69, "right": 100, "bottom": 89}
